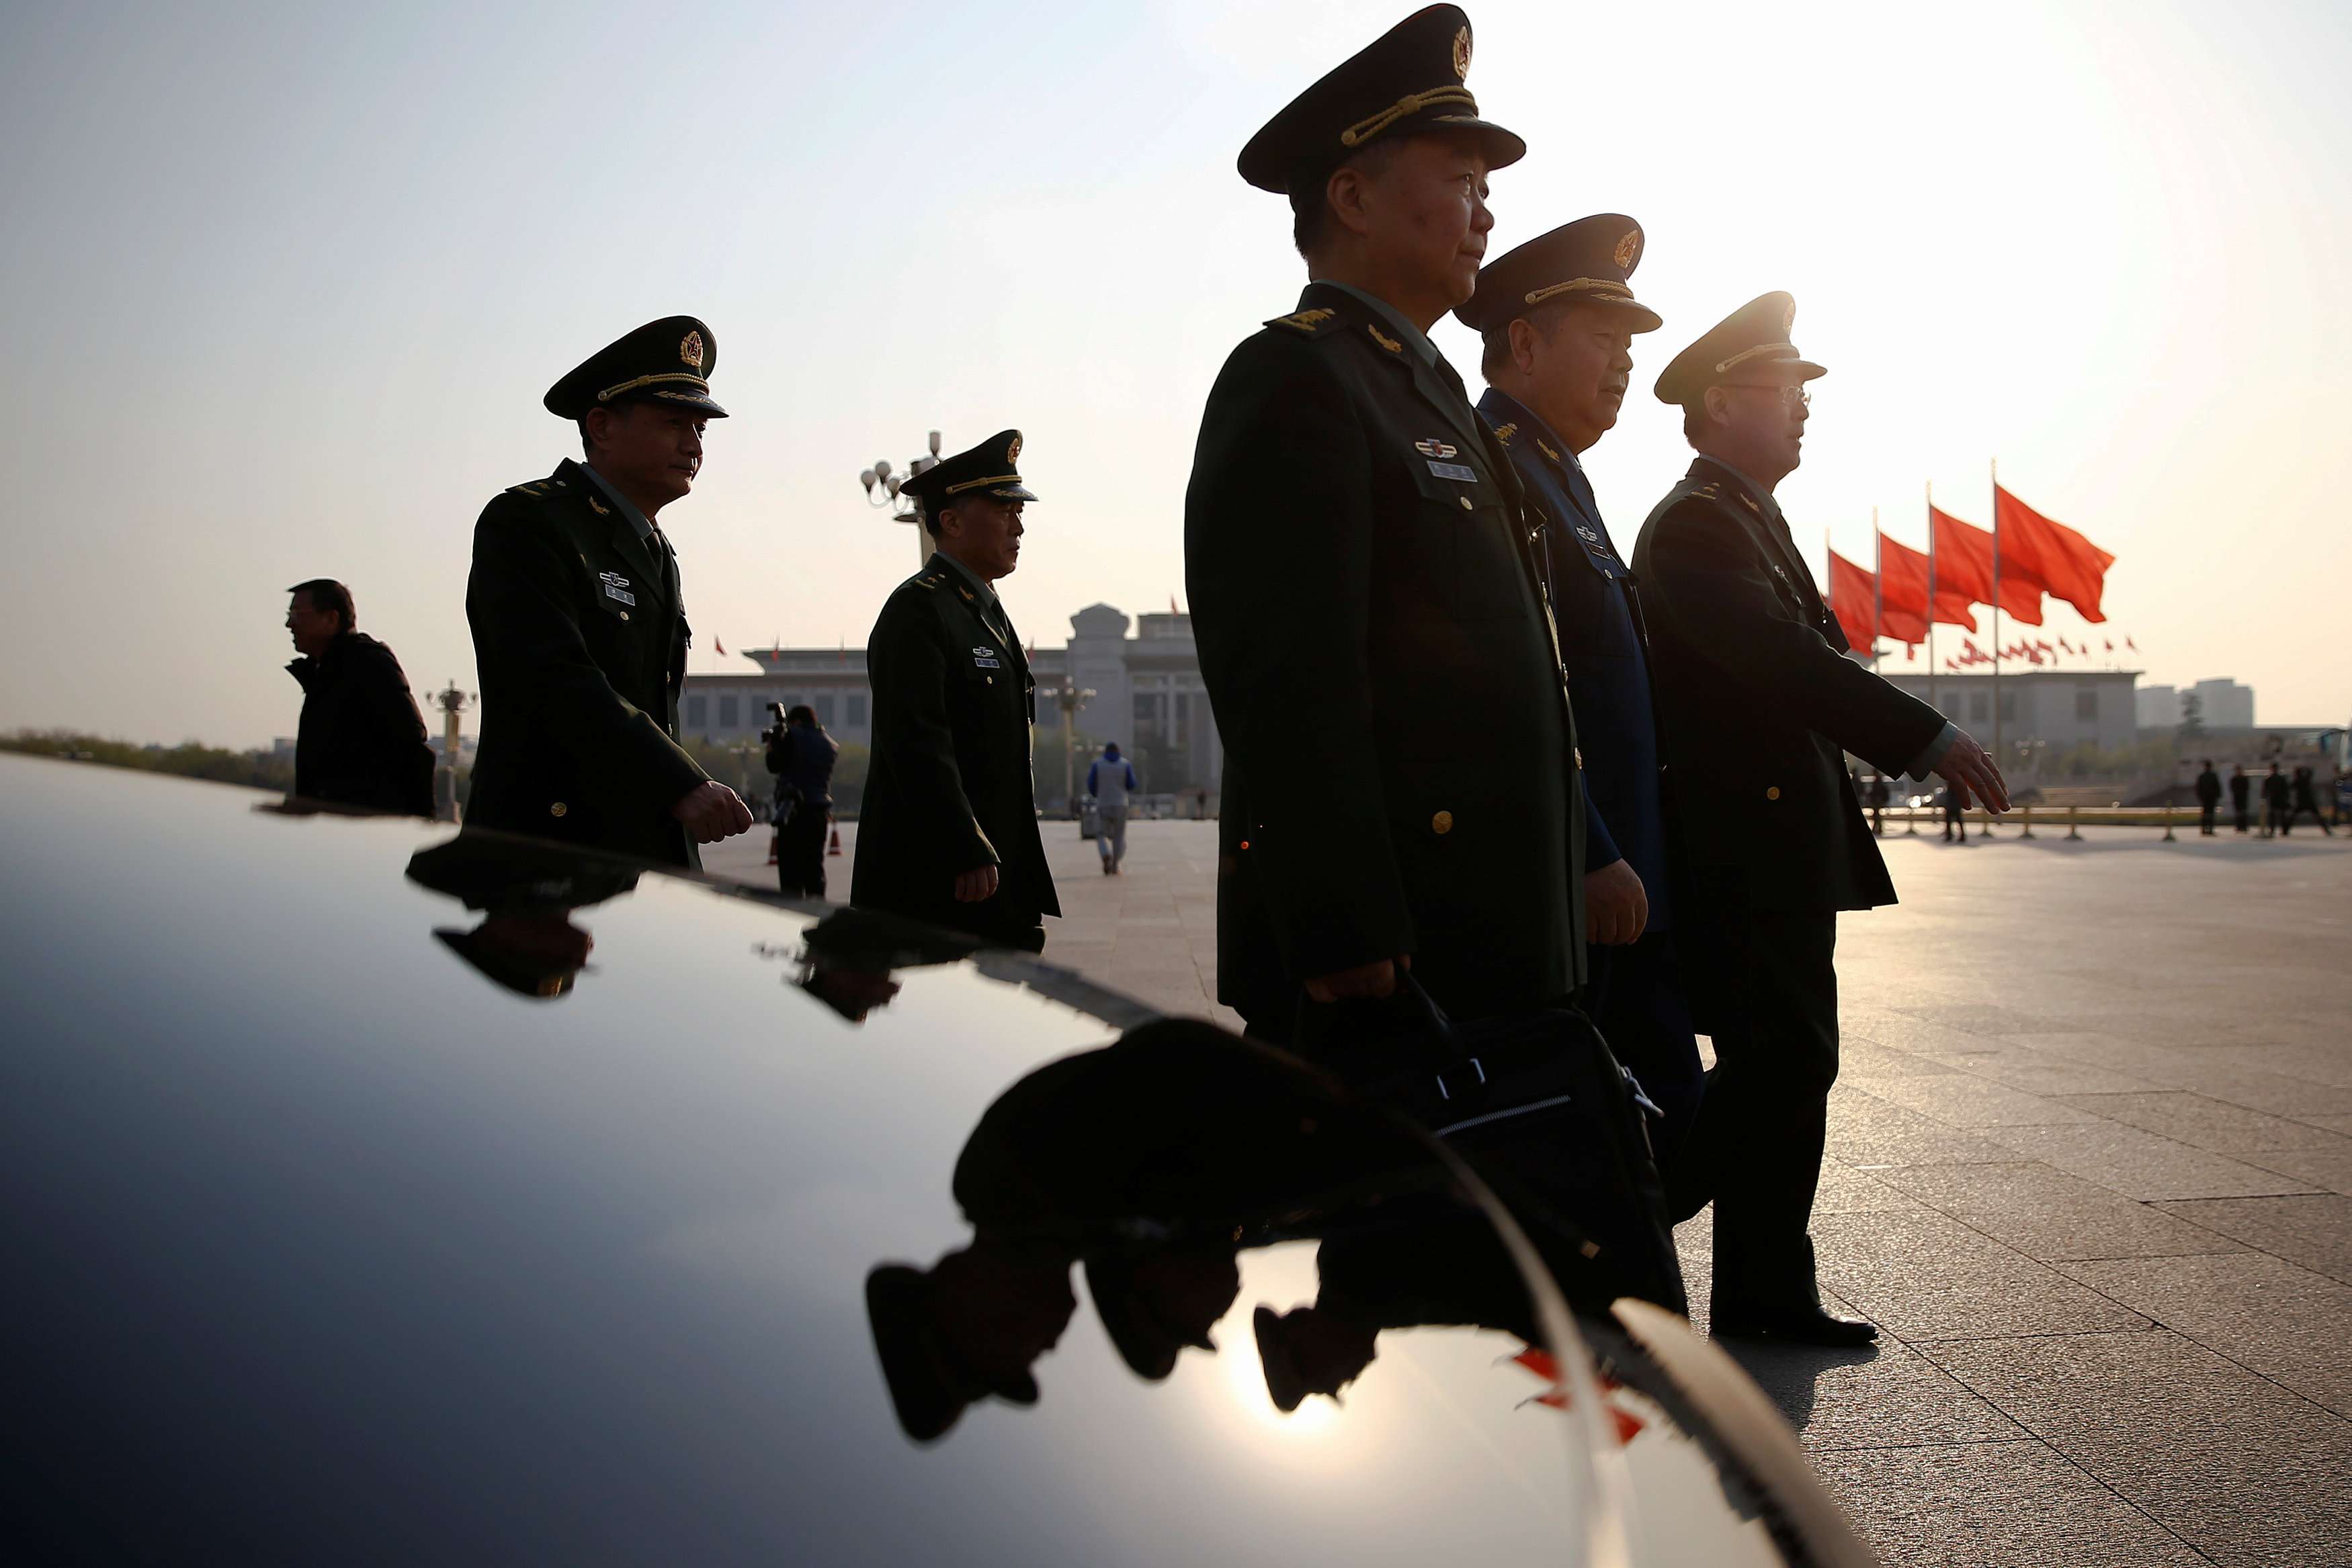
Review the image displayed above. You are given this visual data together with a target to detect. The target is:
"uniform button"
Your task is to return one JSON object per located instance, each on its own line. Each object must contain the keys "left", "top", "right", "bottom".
{"left": 985, "top": 675, "right": 994, "bottom": 685}
{"left": 1458, "top": 496, "right": 1474, "bottom": 512}
{"left": 550, "top": 801, "right": 568, "bottom": 817}
{"left": 1765, "top": 786, "right": 1781, "bottom": 800}
{"left": 1431, "top": 810, "right": 1454, "bottom": 835}
{"left": 619, "top": 611, "right": 630, "bottom": 621}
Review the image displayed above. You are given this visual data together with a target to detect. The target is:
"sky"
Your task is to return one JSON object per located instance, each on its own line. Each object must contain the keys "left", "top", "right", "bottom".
{"left": 3, "top": 0, "right": 2348, "bottom": 748}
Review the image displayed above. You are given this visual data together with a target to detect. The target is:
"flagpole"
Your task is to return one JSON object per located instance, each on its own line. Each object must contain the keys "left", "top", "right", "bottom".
{"left": 1990, "top": 457, "right": 2002, "bottom": 765}
{"left": 1870, "top": 515, "right": 1882, "bottom": 669}
{"left": 1924, "top": 485, "right": 1936, "bottom": 721}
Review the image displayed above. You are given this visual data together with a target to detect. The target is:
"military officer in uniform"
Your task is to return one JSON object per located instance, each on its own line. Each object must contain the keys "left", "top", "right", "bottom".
{"left": 1633, "top": 293, "right": 2009, "bottom": 1344}
{"left": 853, "top": 431, "right": 1058, "bottom": 952}
{"left": 1186, "top": 4, "right": 1585, "bottom": 1047}
{"left": 465, "top": 316, "right": 752, "bottom": 869}
{"left": 1458, "top": 216, "right": 1702, "bottom": 1176}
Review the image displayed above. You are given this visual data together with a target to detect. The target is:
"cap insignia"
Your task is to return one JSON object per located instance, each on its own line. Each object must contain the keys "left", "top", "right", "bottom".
{"left": 1007, "top": 434, "right": 1022, "bottom": 465}
{"left": 1452, "top": 26, "right": 1472, "bottom": 79}
{"left": 1367, "top": 323, "right": 1402, "bottom": 354}
{"left": 680, "top": 330, "right": 705, "bottom": 371}
{"left": 1614, "top": 230, "right": 1640, "bottom": 269}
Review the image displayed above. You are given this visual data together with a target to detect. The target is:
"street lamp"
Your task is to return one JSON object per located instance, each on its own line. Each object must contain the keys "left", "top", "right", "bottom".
{"left": 859, "top": 429, "right": 944, "bottom": 566}
{"left": 430, "top": 680, "right": 474, "bottom": 822}
{"left": 1038, "top": 683, "right": 1096, "bottom": 820}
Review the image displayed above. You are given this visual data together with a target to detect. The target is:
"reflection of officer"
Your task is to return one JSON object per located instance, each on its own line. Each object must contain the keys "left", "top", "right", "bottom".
{"left": 464, "top": 317, "right": 752, "bottom": 869}
{"left": 1187, "top": 6, "right": 1585, "bottom": 1039}
{"left": 1459, "top": 215, "right": 1702, "bottom": 1176}
{"left": 793, "top": 906, "right": 983, "bottom": 1024}
{"left": 854, "top": 431, "right": 1058, "bottom": 952}
{"left": 1634, "top": 294, "right": 2009, "bottom": 1346}
{"left": 405, "top": 832, "right": 642, "bottom": 1000}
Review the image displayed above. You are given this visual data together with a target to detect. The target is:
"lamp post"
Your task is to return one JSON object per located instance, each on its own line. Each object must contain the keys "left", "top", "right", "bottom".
{"left": 859, "top": 430, "right": 944, "bottom": 566}
{"left": 430, "top": 680, "right": 473, "bottom": 822}
{"left": 1038, "top": 683, "right": 1096, "bottom": 818}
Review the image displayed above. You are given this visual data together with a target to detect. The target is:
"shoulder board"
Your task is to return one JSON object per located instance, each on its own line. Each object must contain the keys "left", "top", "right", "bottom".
{"left": 914, "top": 571, "right": 945, "bottom": 591}
{"left": 1263, "top": 306, "right": 1339, "bottom": 337}
{"left": 507, "top": 480, "right": 553, "bottom": 498}
{"left": 1490, "top": 422, "right": 1518, "bottom": 444}
{"left": 1691, "top": 482, "right": 1720, "bottom": 500}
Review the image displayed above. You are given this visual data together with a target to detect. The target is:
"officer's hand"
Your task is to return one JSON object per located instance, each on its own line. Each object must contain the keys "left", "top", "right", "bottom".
{"left": 1304, "top": 953, "right": 1411, "bottom": 1003}
{"left": 954, "top": 864, "right": 1001, "bottom": 903}
{"left": 1584, "top": 860, "right": 1648, "bottom": 946}
{"left": 671, "top": 781, "right": 754, "bottom": 843}
{"left": 1935, "top": 731, "right": 2012, "bottom": 814}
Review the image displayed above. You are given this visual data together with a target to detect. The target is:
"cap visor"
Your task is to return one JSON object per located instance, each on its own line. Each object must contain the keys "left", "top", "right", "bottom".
{"left": 643, "top": 390, "right": 728, "bottom": 417}
{"left": 988, "top": 484, "right": 1038, "bottom": 502}
{"left": 1424, "top": 116, "right": 1525, "bottom": 171}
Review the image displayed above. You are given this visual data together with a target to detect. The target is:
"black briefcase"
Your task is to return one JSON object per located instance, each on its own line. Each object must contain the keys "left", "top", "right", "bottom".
{"left": 1294, "top": 977, "right": 1687, "bottom": 1315}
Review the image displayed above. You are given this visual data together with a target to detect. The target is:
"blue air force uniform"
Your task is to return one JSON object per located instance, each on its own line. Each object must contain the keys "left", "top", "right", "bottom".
{"left": 1458, "top": 214, "right": 1699, "bottom": 1172}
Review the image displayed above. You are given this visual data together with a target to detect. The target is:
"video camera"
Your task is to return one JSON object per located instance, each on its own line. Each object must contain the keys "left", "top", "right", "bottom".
{"left": 759, "top": 701, "right": 790, "bottom": 746}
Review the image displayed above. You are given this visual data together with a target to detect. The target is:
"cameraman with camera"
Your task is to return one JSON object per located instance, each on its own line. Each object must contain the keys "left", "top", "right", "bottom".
{"left": 764, "top": 703, "right": 839, "bottom": 899}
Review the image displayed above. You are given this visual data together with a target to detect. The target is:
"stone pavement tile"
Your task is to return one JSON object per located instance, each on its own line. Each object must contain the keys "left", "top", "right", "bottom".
{"left": 1812, "top": 1209, "right": 2150, "bottom": 1341}
{"left": 2051, "top": 1090, "right": 2351, "bottom": 1153}
{"left": 2236, "top": 1143, "right": 2352, "bottom": 1197}
{"left": 1835, "top": 1037, "right": 1962, "bottom": 1079}
{"left": 1717, "top": 1335, "right": 2027, "bottom": 1452}
{"left": 1812, "top": 1439, "right": 2206, "bottom": 1568}
{"left": 2058, "top": 1253, "right": 2352, "bottom": 1418}
{"left": 1889, "top": 1001, "right": 2068, "bottom": 1036}
{"left": 1986, "top": 1122, "right": 2326, "bottom": 1201}
{"left": 1924, "top": 1330, "right": 2352, "bottom": 1568}
{"left": 1897, "top": 1046, "right": 2163, "bottom": 1097}
{"left": 2156, "top": 1194, "right": 2352, "bottom": 1285}
{"left": 1983, "top": 1031, "right": 2352, "bottom": 1117}
{"left": 1826, "top": 1088, "right": 2020, "bottom": 1168}
{"left": 2181, "top": 1041, "right": 2352, "bottom": 1088}
{"left": 2306, "top": 1114, "right": 2352, "bottom": 1137}
{"left": 1858, "top": 1074, "right": 2104, "bottom": 1128}
{"left": 1840, "top": 1010, "right": 2008, "bottom": 1057}
{"left": 1814, "top": 1161, "right": 1927, "bottom": 1215}
{"left": 1874, "top": 1162, "right": 2249, "bottom": 1263}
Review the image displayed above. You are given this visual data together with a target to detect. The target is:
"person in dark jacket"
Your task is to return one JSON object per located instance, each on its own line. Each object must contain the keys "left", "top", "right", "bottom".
{"left": 283, "top": 578, "right": 435, "bottom": 816}
{"left": 2287, "top": 766, "right": 2335, "bottom": 835}
{"left": 1186, "top": 7, "right": 1585, "bottom": 1045}
{"left": 765, "top": 704, "right": 839, "bottom": 898}
{"left": 2261, "top": 763, "right": 2290, "bottom": 837}
{"left": 853, "top": 431, "right": 1058, "bottom": 951}
{"left": 2194, "top": 760, "right": 2222, "bottom": 836}
{"left": 1865, "top": 773, "right": 1892, "bottom": 835}
{"left": 464, "top": 316, "right": 752, "bottom": 869}
{"left": 1633, "top": 292, "right": 2009, "bottom": 1346}
{"left": 2228, "top": 763, "right": 2252, "bottom": 833}
{"left": 1458, "top": 213, "right": 1699, "bottom": 1176}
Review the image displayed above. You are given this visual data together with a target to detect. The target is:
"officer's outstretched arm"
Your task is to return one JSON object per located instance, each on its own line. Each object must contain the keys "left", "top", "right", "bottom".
{"left": 1185, "top": 339, "right": 1412, "bottom": 979}
{"left": 868, "top": 611, "right": 995, "bottom": 871}
{"left": 467, "top": 505, "right": 707, "bottom": 814}
{"left": 1645, "top": 500, "right": 1942, "bottom": 776}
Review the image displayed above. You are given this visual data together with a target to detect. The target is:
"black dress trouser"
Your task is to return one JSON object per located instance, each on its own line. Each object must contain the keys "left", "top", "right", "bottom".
{"left": 777, "top": 809, "right": 831, "bottom": 898}
{"left": 1675, "top": 899, "right": 1841, "bottom": 1309}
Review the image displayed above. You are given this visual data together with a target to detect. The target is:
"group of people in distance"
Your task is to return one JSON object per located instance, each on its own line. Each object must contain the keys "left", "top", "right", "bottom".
{"left": 2196, "top": 760, "right": 2337, "bottom": 838}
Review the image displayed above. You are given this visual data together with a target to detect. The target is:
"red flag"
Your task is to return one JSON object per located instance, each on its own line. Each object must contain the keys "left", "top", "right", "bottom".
{"left": 1932, "top": 505, "right": 2040, "bottom": 624}
{"left": 1995, "top": 484, "right": 2113, "bottom": 622}
{"left": 1826, "top": 550, "right": 1879, "bottom": 650}
{"left": 2104, "top": 639, "right": 2114, "bottom": 652}
{"left": 1880, "top": 531, "right": 1977, "bottom": 633}
{"left": 2126, "top": 636, "right": 2138, "bottom": 650}
{"left": 714, "top": 637, "right": 726, "bottom": 655}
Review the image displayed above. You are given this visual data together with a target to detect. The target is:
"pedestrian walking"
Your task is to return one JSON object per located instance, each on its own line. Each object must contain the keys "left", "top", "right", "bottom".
{"left": 1461, "top": 212, "right": 1702, "bottom": 1176}
{"left": 1185, "top": 5, "right": 1587, "bottom": 1040}
{"left": 1940, "top": 783, "right": 1967, "bottom": 842}
{"left": 1632, "top": 291, "right": 2009, "bottom": 1346}
{"left": 765, "top": 704, "right": 839, "bottom": 898}
{"left": 464, "top": 316, "right": 751, "bottom": 867}
{"left": 1088, "top": 742, "right": 1138, "bottom": 875}
{"left": 2229, "top": 763, "right": 2252, "bottom": 833}
{"left": 853, "top": 431, "right": 1058, "bottom": 952}
{"left": 2287, "top": 766, "right": 2335, "bottom": 836}
{"left": 1866, "top": 773, "right": 1892, "bottom": 836}
{"left": 2262, "top": 763, "right": 2290, "bottom": 837}
{"left": 2194, "top": 759, "right": 2222, "bottom": 836}
{"left": 282, "top": 578, "right": 437, "bottom": 816}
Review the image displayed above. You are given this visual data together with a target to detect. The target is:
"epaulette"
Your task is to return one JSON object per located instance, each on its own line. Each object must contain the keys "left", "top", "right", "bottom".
{"left": 1491, "top": 422, "right": 1519, "bottom": 444}
{"left": 507, "top": 480, "right": 554, "bottom": 498}
{"left": 1691, "top": 482, "right": 1720, "bottom": 500}
{"left": 915, "top": 570, "right": 946, "bottom": 591}
{"left": 1264, "top": 306, "right": 1339, "bottom": 336}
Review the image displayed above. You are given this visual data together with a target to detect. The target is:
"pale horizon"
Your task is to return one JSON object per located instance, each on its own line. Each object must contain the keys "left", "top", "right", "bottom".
{"left": 4, "top": 0, "right": 2347, "bottom": 749}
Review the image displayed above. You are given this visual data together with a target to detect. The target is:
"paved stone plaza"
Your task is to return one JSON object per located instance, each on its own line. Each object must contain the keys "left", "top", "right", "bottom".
{"left": 708, "top": 820, "right": 2352, "bottom": 1565}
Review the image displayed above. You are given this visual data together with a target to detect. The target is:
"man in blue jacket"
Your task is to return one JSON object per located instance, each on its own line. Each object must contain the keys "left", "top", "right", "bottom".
{"left": 1458, "top": 215, "right": 1702, "bottom": 1182}
{"left": 1087, "top": 743, "right": 1139, "bottom": 876}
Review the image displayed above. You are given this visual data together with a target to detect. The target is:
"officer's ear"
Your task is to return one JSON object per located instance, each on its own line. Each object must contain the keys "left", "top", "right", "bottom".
{"left": 1507, "top": 315, "right": 1544, "bottom": 374}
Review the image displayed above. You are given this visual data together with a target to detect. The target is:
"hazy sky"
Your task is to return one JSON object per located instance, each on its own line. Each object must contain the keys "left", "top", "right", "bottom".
{"left": 4, "top": 0, "right": 2347, "bottom": 747}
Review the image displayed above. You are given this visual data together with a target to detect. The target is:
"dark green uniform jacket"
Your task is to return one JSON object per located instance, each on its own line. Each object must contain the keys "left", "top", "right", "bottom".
{"left": 1632, "top": 458, "right": 1943, "bottom": 912}
{"left": 1186, "top": 282, "right": 1586, "bottom": 1029}
{"left": 853, "top": 555, "right": 1057, "bottom": 943}
{"left": 464, "top": 458, "right": 708, "bottom": 869}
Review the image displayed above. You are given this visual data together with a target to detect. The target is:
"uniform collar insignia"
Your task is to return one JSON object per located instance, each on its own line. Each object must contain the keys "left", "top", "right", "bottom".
{"left": 1536, "top": 437, "right": 1562, "bottom": 463}
{"left": 584, "top": 492, "right": 610, "bottom": 516}
{"left": 1738, "top": 492, "right": 1761, "bottom": 514}
{"left": 1367, "top": 322, "right": 1402, "bottom": 353}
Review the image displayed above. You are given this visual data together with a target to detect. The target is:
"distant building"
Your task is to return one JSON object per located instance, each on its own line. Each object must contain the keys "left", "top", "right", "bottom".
{"left": 1880, "top": 669, "right": 2139, "bottom": 758}
{"left": 2136, "top": 677, "right": 2255, "bottom": 733}
{"left": 2136, "top": 684, "right": 2180, "bottom": 729}
{"left": 679, "top": 604, "right": 1221, "bottom": 810}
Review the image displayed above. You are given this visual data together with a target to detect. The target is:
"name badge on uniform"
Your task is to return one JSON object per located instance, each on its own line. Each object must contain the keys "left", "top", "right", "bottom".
{"left": 1427, "top": 460, "right": 1477, "bottom": 483}
{"left": 972, "top": 646, "right": 1003, "bottom": 670}
{"left": 1414, "top": 438, "right": 1459, "bottom": 458}
{"left": 599, "top": 571, "right": 636, "bottom": 607}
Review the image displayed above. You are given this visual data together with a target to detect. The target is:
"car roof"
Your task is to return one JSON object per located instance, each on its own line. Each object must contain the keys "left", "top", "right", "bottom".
{"left": 0, "top": 754, "right": 1814, "bottom": 1566}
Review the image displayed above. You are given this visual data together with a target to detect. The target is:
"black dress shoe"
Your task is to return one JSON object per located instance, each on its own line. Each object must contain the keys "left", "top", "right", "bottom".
{"left": 1710, "top": 1304, "right": 1880, "bottom": 1347}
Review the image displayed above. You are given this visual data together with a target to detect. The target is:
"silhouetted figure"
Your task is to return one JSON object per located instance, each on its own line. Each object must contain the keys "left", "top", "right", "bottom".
{"left": 1865, "top": 773, "right": 1891, "bottom": 835}
{"left": 2193, "top": 760, "right": 2221, "bottom": 836}
{"left": 765, "top": 703, "right": 839, "bottom": 898}
{"left": 2262, "top": 763, "right": 2290, "bottom": 837}
{"left": 284, "top": 579, "right": 435, "bottom": 816}
{"left": 2229, "top": 764, "right": 2252, "bottom": 833}
{"left": 1941, "top": 784, "right": 1967, "bottom": 842}
{"left": 2287, "top": 767, "right": 2334, "bottom": 836}
{"left": 405, "top": 832, "right": 642, "bottom": 1000}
